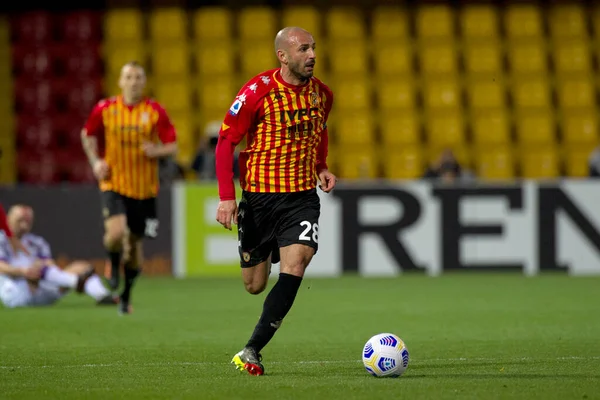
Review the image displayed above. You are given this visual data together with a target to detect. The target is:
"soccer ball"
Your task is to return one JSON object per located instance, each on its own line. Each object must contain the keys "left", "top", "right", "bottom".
{"left": 362, "top": 333, "right": 410, "bottom": 377}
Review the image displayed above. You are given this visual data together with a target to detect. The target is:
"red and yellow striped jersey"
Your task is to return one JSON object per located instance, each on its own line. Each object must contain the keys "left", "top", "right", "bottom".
{"left": 83, "top": 95, "right": 176, "bottom": 200}
{"left": 218, "top": 68, "right": 333, "bottom": 195}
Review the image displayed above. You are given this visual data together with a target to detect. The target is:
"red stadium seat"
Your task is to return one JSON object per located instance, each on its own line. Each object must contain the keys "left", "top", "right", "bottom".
{"left": 17, "top": 151, "right": 61, "bottom": 184}
{"left": 11, "top": 45, "right": 58, "bottom": 78}
{"left": 16, "top": 115, "right": 59, "bottom": 151}
{"left": 62, "top": 45, "right": 102, "bottom": 77}
{"left": 13, "top": 79, "right": 58, "bottom": 114}
{"left": 57, "top": 150, "right": 95, "bottom": 183}
{"left": 60, "top": 11, "right": 102, "bottom": 42}
{"left": 54, "top": 112, "right": 87, "bottom": 148}
{"left": 12, "top": 11, "right": 54, "bottom": 43}
{"left": 61, "top": 78, "right": 103, "bottom": 114}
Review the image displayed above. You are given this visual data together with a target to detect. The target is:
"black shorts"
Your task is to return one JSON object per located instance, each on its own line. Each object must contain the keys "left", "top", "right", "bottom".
{"left": 237, "top": 188, "right": 320, "bottom": 268}
{"left": 100, "top": 191, "right": 159, "bottom": 238}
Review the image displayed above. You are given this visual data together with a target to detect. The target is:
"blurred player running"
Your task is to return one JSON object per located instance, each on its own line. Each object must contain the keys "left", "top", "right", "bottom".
{"left": 215, "top": 27, "right": 337, "bottom": 375}
{"left": 0, "top": 205, "right": 114, "bottom": 308}
{"left": 81, "top": 61, "right": 178, "bottom": 315}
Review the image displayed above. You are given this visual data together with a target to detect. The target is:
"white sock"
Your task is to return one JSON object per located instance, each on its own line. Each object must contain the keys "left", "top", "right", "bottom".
{"left": 42, "top": 265, "right": 78, "bottom": 288}
{"left": 84, "top": 274, "right": 109, "bottom": 300}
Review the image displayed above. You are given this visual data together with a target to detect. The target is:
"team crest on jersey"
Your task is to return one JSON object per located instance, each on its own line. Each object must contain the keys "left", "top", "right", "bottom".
{"left": 229, "top": 94, "right": 246, "bottom": 116}
{"left": 310, "top": 92, "right": 320, "bottom": 106}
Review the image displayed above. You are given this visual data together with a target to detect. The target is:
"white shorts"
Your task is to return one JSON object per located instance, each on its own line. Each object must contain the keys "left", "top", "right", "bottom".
{"left": 0, "top": 278, "right": 65, "bottom": 308}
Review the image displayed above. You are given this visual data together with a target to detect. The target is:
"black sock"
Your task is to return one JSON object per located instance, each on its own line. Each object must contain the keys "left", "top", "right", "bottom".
{"left": 246, "top": 273, "right": 303, "bottom": 353}
{"left": 121, "top": 266, "right": 140, "bottom": 304}
{"left": 108, "top": 251, "right": 121, "bottom": 288}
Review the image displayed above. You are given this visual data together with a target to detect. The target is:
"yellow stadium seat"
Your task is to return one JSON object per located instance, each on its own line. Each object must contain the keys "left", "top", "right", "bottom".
{"left": 463, "top": 41, "right": 503, "bottom": 75}
{"left": 511, "top": 77, "right": 551, "bottom": 109}
{"left": 520, "top": 147, "right": 560, "bottom": 179}
{"left": 556, "top": 76, "right": 596, "bottom": 109}
{"left": 475, "top": 147, "right": 515, "bottom": 180}
{"left": 0, "top": 16, "right": 8, "bottom": 44}
{"left": 422, "top": 79, "right": 461, "bottom": 110}
{"left": 419, "top": 40, "right": 458, "bottom": 76}
{"left": 506, "top": 40, "right": 548, "bottom": 74}
{"left": 239, "top": 7, "right": 276, "bottom": 40}
{"left": 193, "top": 7, "right": 232, "bottom": 40}
{"left": 373, "top": 41, "right": 413, "bottom": 76}
{"left": 504, "top": 4, "right": 543, "bottom": 39}
{"left": 198, "top": 77, "right": 236, "bottom": 112}
{"left": 195, "top": 41, "right": 235, "bottom": 76}
{"left": 149, "top": 8, "right": 187, "bottom": 41}
{"left": 372, "top": 6, "right": 409, "bottom": 40}
{"left": 425, "top": 110, "right": 466, "bottom": 148}
{"left": 330, "top": 78, "right": 371, "bottom": 110}
{"left": 471, "top": 109, "right": 510, "bottom": 146}
{"left": 282, "top": 6, "right": 321, "bottom": 39}
{"left": 103, "top": 41, "right": 148, "bottom": 76}
{"left": 153, "top": 80, "right": 192, "bottom": 113}
{"left": 376, "top": 79, "right": 415, "bottom": 110}
{"left": 460, "top": 4, "right": 499, "bottom": 39}
{"left": 552, "top": 39, "right": 592, "bottom": 75}
{"left": 384, "top": 148, "right": 425, "bottom": 179}
{"left": 334, "top": 110, "right": 374, "bottom": 146}
{"left": 548, "top": 4, "right": 587, "bottom": 39}
{"left": 337, "top": 147, "right": 378, "bottom": 180}
{"left": 593, "top": 5, "right": 600, "bottom": 40}
{"left": 326, "top": 7, "right": 366, "bottom": 40}
{"left": 104, "top": 9, "right": 144, "bottom": 42}
{"left": 466, "top": 78, "right": 506, "bottom": 109}
{"left": 561, "top": 109, "right": 599, "bottom": 146}
{"left": 197, "top": 108, "right": 228, "bottom": 134}
{"left": 151, "top": 43, "right": 190, "bottom": 77}
{"left": 329, "top": 41, "right": 368, "bottom": 75}
{"left": 240, "top": 41, "right": 278, "bottom": 77}
{"left": 170, "top": 112, "right": 196, "bottom": 166}
{"left": 515, "top": 109, "right": 556, "bottom": 146}
{"left": 415, "top": 4, "right": 454, "bottom": 39}
{"left": 379, "top": 112, "right": 421, "bottom": 146}
{"left": 564, "top": 147, "right": 593, "bottom": 177}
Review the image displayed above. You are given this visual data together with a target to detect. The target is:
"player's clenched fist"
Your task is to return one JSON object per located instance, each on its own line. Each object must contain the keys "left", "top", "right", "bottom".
{"left": 216, "top": 200, "right": 238, "bottom": 231}
{"left": 92, "top": 159, "right": 109, "bottom": 181}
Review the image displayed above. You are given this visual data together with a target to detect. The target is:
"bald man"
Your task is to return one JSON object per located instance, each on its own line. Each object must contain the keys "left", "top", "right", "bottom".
{"left": 215, "top": 27, "right": 337, "bottom": 375}
{"left": 0, "top": 205, "right": 115, "bottom": 308}
{"left": 81, "top": 61, "right": 178, "bottom": 315}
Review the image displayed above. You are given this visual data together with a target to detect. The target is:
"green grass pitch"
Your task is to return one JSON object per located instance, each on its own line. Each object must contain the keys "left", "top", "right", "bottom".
{"left": 1, "top": 274, "right": 599, "bottom": 399}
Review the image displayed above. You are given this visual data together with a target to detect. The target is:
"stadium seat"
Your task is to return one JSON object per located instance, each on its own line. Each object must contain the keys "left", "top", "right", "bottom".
{"left": 376, "top": 78, "right": 415, "bottom": 110}
{"left": 151, "top": 43, "right": 190, "bottom": 77}
{"left": 11, "top": 45, "right": 57, "bottom": 78}
{"left": 459, "top": 4, "right": 499, "bottom": 39}
{"left": 463, "top": 41, "right": 503, "bottom": 76}
{"left": 561, "top": 109, "right": 599, "bottom": 146}
{"left": 149, "top": 8, "right": 187, "bottom": 41}
{"left": 515, "top": 109, "right": 556, "bottom": 146}
{"left": 520, "top": 147, "right": 560, "bottom": 179}
{"left": 593, "top": 5, "right": 600, "bottom": 41}
{"left": 17, "top": 150, "right": 61, "bottom": 184}
{"left": 383, "top": 147, "right": 425, "bottom": 179}
{"left": 418, "top": 40, "right": 458, "bottom": 76}
{"left": 425, "top": 110, "right": 466, "bottom": 148}
{"left": 192, "top": 7, "right": 232, "bottom": 41}
{"left": 475, "top": 147, "right": 515, "bottom": 180}
{"left": 13, "top": 79, "right": 57, "bottom": 114}
{"left": 328, "top": 41, "right": 367, "bottom": 75}
{"left": 239, "top": 7, "right": 276, "bottom": 41}
{"left": 62, "top": 78, "right": 103, "bottom": 114}
{"left": 333, "top": 110, "right": 374, "bottom": 146}
{"left": 195, "top": 41, "right": 235, "bottom": 76}
{"left": 422, "top": 79, "right": 461, "bottom": 110}
{"left": 282, "top": 6, "right": 321, "bottom": 39}
{"left": 373, "top": 40, "right": 413, "bottom": 76}
{"left": 54, "top": 112, "right": 87, "bottom": 148}
{"left": 330, "top": 78, "right": 371, "bottom": 110}
{"left": 504, "top": 4, "right": 543, "bottom": 39}
{"left": 0, "top": 15, "right": 9, "bottom": 44}
{"left": 552, "top": 39, "right": 592, "bottom": 75}
{"left": 62, "top": 45, "right": 102, "bottom": 78}
{"left": 11, "top": 11, "right": 53, "bottom": 43}
{"left": 415, "top": 4, "right": 454, "bottom": 39}
{"left": 239, "top": 40, "right": 278, "bottom": 77}
{"left": 466, "top": 78, "right": 506, "bottom": 109}
{"left": 556, "top": 76, "right": 596, "bottom": 109}
{"left": 16, "top": 115, "right": 58, "bottom": 150}
{"left": 104, "top": 9, "right": 144, "bottom": 42}
{"left": 60, "top": 150, "right": 95, "bottom": 183}
{"left": 564, "top": 147, "right": 593, "bottom": 177}
{"left": 326, "top": 7, "right": 366, "bottom": 40}
{"left": 506, "top": 40, "right": 548, "bottom": 75}
{"left": 336, "top": 147, "right": 378, "bottom": 179}
{"left": 511, "top": 77, "right": 552, "bottom": 109}
{"left": 379, "top": 111, "right": 420, "bottom": 146}
{"left": 169, "top": 112, "right": 196, "bottom": 165}
{"left": 60, "top": 11, "right": 102, "bottom": 42}
{"left": 198, "top": 77, "right": 236, "bottom": 112}
{"left": 427, "top": 145, "right": 471, "bottom": 169}
{"left": 372, "top": 6, "right": 409, "bottom": 40}
{"left": 103, "top": 41, "right": 148, "bottom": 76}
{"left": 153, "top": 80, "right": 192, "bottom": 113}
{"left": 471, "top": 109, "right": 510, "bottom": 146}
{"left": 548, "top": 4, "right": 587, "bottom": 39}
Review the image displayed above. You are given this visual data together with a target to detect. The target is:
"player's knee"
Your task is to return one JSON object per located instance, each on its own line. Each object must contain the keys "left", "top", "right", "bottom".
{"left": 244, "top": 280, "right": 267, "bottom": 295}
{"left": 104, "top": 229, "right": 125, "bottom": 250}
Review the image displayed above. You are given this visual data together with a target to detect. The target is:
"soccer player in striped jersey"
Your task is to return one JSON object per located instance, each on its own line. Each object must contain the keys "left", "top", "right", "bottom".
{"left": 81, "top": 61, "right": 178, "bottom": 315}
{"left": 215, "top": 27, "right": 337, "bottom": 375}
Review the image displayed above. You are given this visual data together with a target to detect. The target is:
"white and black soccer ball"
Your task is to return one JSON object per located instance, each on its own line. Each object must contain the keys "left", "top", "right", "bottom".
{"left": 362, "top": 333, "right": 410, "bottom": 377}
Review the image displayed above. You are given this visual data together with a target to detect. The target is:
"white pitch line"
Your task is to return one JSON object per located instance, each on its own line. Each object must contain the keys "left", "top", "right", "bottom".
{"left": 0, "top": 356, "right": 598, "bottom": 370}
